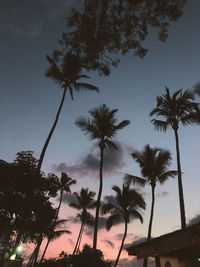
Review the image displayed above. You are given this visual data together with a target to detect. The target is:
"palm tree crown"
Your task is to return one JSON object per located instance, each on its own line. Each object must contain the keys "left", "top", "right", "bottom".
{"left": 150, "top": 87, "right": 199, "bottom": 131}
{"left": 102, "top": 184, "right": 145, "bottom": 267}
{"left": 75, "top": 104, "right": 130, "bottom": 149}
{"left": 46, "top": 52, "right": 99, "bottom": 100}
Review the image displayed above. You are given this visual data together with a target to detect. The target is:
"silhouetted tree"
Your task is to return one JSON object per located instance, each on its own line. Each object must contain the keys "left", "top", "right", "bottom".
{"left": 37, "top": 52, "right": 98, "bottom": 173}
{"left": 40, "top": 172, "right": 76, "bottom": 263}
{"left": 40, "top": 219, "right": 71, "bottom": 263}
{"left": 150, "top": 88, "right": 200, "bottom": 229}
{"left": 0, "top": 151, "right": 59, "bottom": 266}
{"left": 102, "top": 184, "right": 145, "bottom": 267}
{"left": 75, "top": 104, "right": 130, "bottom": 250}
{"left": 56, "top": 0, "right": 187, "bottom": 76}
{"left": 69, "top": 188, "right": 96, "bottom": 255}
{"left": 124, "top": 144, "right": 177, "bottom": 267}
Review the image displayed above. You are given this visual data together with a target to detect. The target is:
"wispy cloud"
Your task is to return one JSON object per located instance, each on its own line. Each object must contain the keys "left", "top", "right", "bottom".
{"left": 52, "top": 142, "right": 128, "bottom": 179}
{"left": 102, "top": 239, "right": 115, "bottom": 249}
{"left": 156, "top": 191, "right": 169, "bottom": 198}
{"left": 188, "top": 213, "right": 200, "bottom": 226}
{"left": 0, "top": 0, "right": 79, "bottom": 37}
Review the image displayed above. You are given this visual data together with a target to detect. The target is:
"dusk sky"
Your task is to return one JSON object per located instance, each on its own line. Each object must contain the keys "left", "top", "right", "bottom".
{"left": 0, "top": 1, "right": 200, "bottom": 266}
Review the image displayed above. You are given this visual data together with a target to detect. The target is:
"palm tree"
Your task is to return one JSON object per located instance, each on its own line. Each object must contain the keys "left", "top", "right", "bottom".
{"left": 56, "top": 172, "right": 76, "bottom": 219}
{"left": 150, "top": 87, "right": 200, "bottom": 229}
{"left": 39, "top": 172, "right": 76, "bottom": 263}
{"left": 69, "top": 188, "right": 96, "bottom": 255}
{"left": 40, "top": 219, "right": 71, "bottom": 262}
{"left": 124, "top": 144, "right": 177, "bottom": 267}
{"left": 37, "top": 51, "right": 99, "bottom": 173}
{"left": 101, "top": 184, "right": 145, "bottom": 267}
{"left": 75, "top": 104, "right": 130, "bottom": 250}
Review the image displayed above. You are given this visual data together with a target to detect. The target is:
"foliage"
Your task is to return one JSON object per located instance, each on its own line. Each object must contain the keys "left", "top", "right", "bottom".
{"left": 0, "top": 151, "right": 59, "bottom": 262}
{"left": 36, "top": 245, "right": 112, "bottom": 267}
{"left": 54, "top": 0, "right": 187, "bottom": 75}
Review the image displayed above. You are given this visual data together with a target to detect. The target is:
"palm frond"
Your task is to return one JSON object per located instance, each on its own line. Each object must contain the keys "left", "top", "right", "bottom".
{"left": 101, "top": 203, "right": 117, "bottom": 215}
{"left": 124, "top": 174, "right": 146, "bottom": 187}
{"left": 104, "top": 139, "right": 118, "bottom": 149}
{"left": 130, "top": 210, "right": 143, "bottom": 223}
{"left": 74, "top": 82, "right": 99, "bottom": 92}
{"left": 106, "top": 214, "right": 122, "bottom": 230}
{"left": 48, "top": 230, "right": 71, "bottom": 241}
{"left": 115, "top": 120, "right": 130, "bottom": 130}
{"left": 158, "top": 170, "right": 177, "bottom": 184}
{"left": 151, "top": 119, "right": 169, "bottom": 132}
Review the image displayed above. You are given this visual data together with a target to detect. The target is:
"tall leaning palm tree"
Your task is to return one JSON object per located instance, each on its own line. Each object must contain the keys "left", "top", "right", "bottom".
{"left": 69, "top": 188, "right": 96, "bottom": 255}
{"left": 102, "top": 184, "right": 145, "bottom": 267}
{"left": 124, "top": 144, "right": 177, "bottom": 267}
{"left": 37, "top": 52, "right": 99, "bottom": 173}
{"left": 75, "top": 104, "right": 130, "bottom": 250}
{"left": 150, "top": 87, "right": 200, "bottom": 229}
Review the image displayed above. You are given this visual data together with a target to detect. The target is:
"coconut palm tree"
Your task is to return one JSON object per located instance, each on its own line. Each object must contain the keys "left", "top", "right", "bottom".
{"left": 56, "top": 172, "right": 76, "bottom": 219}
{"left": 75, "top": 104, "right": 130, "bottom": 250}
{"left": 40, "top": 219, "right": 71, "bottom": 263}
{"left": 69, "top": 188, "right": 96, "bottom": 255}
{"left": 124, "top": 144, "right": 177, "bottom": 267}
{"left": 37, "top": 51, "right": 99, "bottom": 173}
{"left": 150, "top": 87, "right": 200, "bottom": 229}
{"left": 38, "top": 172, "right": 76, "bottom": 263}
{"left": 101, "top": 184, "right": 145, "bottom": 267}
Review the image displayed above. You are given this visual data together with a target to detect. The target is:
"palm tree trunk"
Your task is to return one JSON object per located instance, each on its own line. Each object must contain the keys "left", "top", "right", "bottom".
{"left": 73, "top": 221, "right": 84, "bottom": 255}
{"left": 77, "top": 222, "right": 85, "bottom": 253}
{"left": 40, "top": 189, "right": 64, "bottom": 263}
{"left": 174, "top": 129, "right": 186, "bottom": 229}
{"left": 39, "top": 238, "right": 50, "bottom": 263}
{"left": 27, "top": 234, "right": 43, "bottom": 267}
{"left": 37, "top": 87, "right": 67, "bottom": 173}
{"left": 143, "top": 184, "right": 155, "bottom": 267}
{"left": 113, "top": 221, "right": 127, "bottom": 267}
{"left": 93, "top": 144, "right": 104, "bottom": 250}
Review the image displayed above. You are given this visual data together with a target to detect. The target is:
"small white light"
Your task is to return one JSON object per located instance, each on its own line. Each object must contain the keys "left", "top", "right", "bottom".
{"left": 17, "top": 246, "right": 23, "bottom": 252}
{"left": 10, "top": 254, "right": 16, "bottom": 260}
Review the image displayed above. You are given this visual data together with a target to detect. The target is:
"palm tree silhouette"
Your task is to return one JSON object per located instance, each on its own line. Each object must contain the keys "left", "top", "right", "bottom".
{"left": 150, "top": 87, "right": 200, "bottom": 229}
{"left": 56, "top": 172, "right": 76, "bottom": 219}
{"left": 40, "top": 219, "right": 71, "bottom": 263}
{"left": 124, "top": 144, "right": 177, "bottom": 267}
{"left": 102, "top": 184, "right": 145, "bottom": 267}
{"left": 75, "top": 104, "right": 130, "bottom": 250}
{"left": 69, "top": 188, "right": 96, "bottom": 255}
{"left": 37, "top": 52, "right": 99, "bottom": 173}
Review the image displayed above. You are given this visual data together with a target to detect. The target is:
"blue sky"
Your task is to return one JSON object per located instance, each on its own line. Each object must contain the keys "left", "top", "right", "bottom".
{"left": 0, "top": 0, "right": 200, "bottom": 266}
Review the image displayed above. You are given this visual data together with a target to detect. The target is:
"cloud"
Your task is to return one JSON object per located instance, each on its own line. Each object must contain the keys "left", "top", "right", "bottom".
{"left": 115, "top": 233, "right": 135, "bottom": 241}
{"left": 103, "top": 195, "right": 117, "bottom": 205}
{"left": 62, "top": 192, "right": 78, "bottom": 204}
{"left": 0, "top": 0, "right": 79, "bottom": 37}
{"left": 194, "top": 81, "right": 200, "bottom": 96}
{"left": 102, "top": 239, "right": 115, "bottom": 249}
{"left": 124, "top": 236, "right": 147, "bottom": 249}
{"left": 52, "top": 142, "right": 128, "bottom": 179}
{"left": 188, "top": 214, "right": 200, "bottom": 226}
{"left": 156, "top": 191, "right": 169, "bottom": 198}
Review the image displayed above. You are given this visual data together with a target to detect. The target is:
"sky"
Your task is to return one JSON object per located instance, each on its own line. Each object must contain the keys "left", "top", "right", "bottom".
{"left": 0, "top": 0, "right": 200, "bottom": 266}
